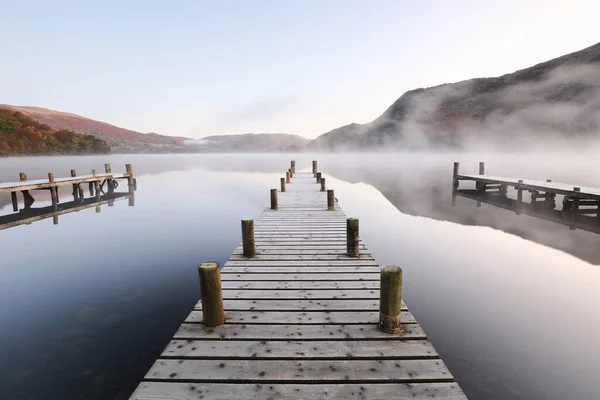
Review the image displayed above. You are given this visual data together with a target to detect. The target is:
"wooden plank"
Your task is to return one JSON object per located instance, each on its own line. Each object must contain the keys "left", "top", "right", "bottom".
{"left": 221, "top": 289, "right": 378, "bottom": 300}
{"left": 143, "top": 359, "right": 450, "bottom": 382}
{"left": 224, "top": 260, "right": 379, "bottom": 267}
{"left": 131, "top": 382, "right": 466, "bottom": 400}
{"left": 220, "top": 273, "right": 380, "bottom": 281}
{"left": 221, "top": 267, "right": 381, "bottom": 273}
{"left": 229, "top": 254, "right": 375, "bottom": 261}
{"left": 194, "top": 299, "right": 406, "bottom": 311}
{"left": 163, "top": 338, "right": 433, "bottom": 358}
{"left": 232, "top": 248, "right": 371, "bottom": 255}
{"left": 221, "top": 280, "right": 379, "bottom": 289}
{"left": 185, "top": 310, "right": 416, "bottom": 324}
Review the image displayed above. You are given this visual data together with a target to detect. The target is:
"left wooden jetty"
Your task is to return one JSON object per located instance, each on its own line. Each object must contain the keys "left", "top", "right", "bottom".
{"left": 0, "top": 163, "right": 136, "bottom": 226}
{"left": 129, "top": 162, "right": 465, "bottom": 400}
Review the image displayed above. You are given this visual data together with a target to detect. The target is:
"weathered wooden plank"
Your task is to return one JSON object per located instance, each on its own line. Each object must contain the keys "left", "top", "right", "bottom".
{"left": 164, "top": 338, "right": 434, "bottom": 359}
{"left": 229, "top": 254, "right": 375, "bottom": 261}
{"left": 221, "top": 280, "right": 379, "bottom": 289}
{"left": 144, "top": 359, "right": 450, "bottom": 382}
{"left": 232, "top": 248, "right": 371, "bottom": 255}
{"left": 221, "top": 267, "right": 381, "bottom": 273}
{"left": 194, "top": 299, "right": 406, "bottom": 311}
{"left": 130, "top": 382, "right": 466, "bottom": 400}
{"left": 220, "top": 273, "right": 380, "bottom": 281}
{"left": 224, "top": 260, "right": 379, "bottom": 267}
{"left": 221, "top": 289, "right": 378, "bottom": 300}
{"left": 185, "top": 310, "right": 416, "bottom": 324}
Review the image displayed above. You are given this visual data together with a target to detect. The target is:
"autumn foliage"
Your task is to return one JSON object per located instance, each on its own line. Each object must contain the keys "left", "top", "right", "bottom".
{"left": 0, "top": 108, "right": 111, "bottom": 155}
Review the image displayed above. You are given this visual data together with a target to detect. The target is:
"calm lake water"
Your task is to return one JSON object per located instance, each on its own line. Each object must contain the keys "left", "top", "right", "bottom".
{"left": 1, "top": 153, "right": 599, "bottom": 400}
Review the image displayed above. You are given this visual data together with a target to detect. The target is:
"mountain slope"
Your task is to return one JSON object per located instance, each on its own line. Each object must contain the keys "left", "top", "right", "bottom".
{"left": 0, "top": 105, "right": 189, "bottom": 153}
{"left": 310, "top": 42, "right": 600, "bottom": 150}
{"left": 0, "top": 108, "right": 110, "bottom": 155}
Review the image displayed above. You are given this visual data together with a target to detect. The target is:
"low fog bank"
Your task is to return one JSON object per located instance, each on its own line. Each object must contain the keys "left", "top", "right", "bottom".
{"left": 2, "top": 151, "right": 599, "bottom": 263}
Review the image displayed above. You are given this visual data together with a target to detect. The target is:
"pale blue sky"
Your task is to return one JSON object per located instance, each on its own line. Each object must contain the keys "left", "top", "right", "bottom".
{"left": 1, "top": 0, "right": 598, "bottom": 138}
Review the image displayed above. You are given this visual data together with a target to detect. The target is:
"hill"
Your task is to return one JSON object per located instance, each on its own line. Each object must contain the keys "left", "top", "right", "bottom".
{"left": 188, "top": 133, "right": 309, "bottom": 152}
{"left": 310, "top": 42, "right": 600, "bottom": 150}
{"left": 0, "top": 108, "right": 110, "bottom": 155}
{"left": 0, "top": 105, "right": 189, "bottom": 153}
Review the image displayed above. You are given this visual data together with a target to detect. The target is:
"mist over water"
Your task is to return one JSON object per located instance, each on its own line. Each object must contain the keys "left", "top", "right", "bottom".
{"left": 1, "top": 153, "right": 599, "bottom": 399}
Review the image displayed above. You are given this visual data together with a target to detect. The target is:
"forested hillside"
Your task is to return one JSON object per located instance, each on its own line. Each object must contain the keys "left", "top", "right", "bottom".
{"left": 0, "top": 108, "right": 110, "bottom": 155}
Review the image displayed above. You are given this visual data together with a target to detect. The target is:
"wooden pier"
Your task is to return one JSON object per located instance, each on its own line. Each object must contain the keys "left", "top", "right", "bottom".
{"left": 0, "top": 164, "right": 136, "bottom": 228}
{"left": 453, "top": 162, "right": 600, "bottom": 233}
{"left": 130, "top": 162, "right": 465, "bottom": 400}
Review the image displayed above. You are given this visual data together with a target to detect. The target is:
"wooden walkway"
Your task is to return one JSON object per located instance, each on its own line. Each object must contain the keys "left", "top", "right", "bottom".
{"left": 130, "top": 168, "right": 465, "bottom": 399}
{"left": 453, "top": 162, "right": 600, "bottom": 233}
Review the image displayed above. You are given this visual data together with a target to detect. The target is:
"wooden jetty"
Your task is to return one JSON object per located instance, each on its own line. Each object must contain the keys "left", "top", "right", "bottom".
{"left": 0, "top": 163, "right": 135, "bottom": 211}
{"left": 130, "top": 162, "right": 465, "bottom": 400}
{"left": 453, "top": 161, "right": 600, "bottom": 233}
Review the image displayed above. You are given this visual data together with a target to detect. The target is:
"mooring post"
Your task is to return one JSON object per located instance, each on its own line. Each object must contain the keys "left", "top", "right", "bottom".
{"left": 313, "top": 160, "right": 318, "bottom": 176}
{"left": 70, "top": 169, "right": 79, "bottom": 200}
{"left": 96, "top": 205, "right": 101, "bottom": 213}
{"left": 48, "top": 172, "right": 58, "bottom": 211}
{"left": 270, "top": 188, "right": 278, "bottom": 210}
{"left": 19, "top": 172, "right": 27, "bottom": 182}
{"left": 105, "top": 164, "right": 114, "bottom": 196}
{"left": 11, "top": 192, "right": 18, "bottom": 212}
{"left": 327, "top": 189, "right": 335, "bottom": 211}
{"left": 126, "top": 164, "right": 134, "bottom": 189}
{"left": 379, "top": 265, "right": 403, "bottom": 334}
{"left": 92, "top": 169, "right": 101, "bottom": 200}
{"left": 571, "top": 187, "right": 581, "bottom": 230}
{"left": 320, "top": 177, "right": 326, "bottom": 192}
{"left": 478, "top": 162, "right": 486, "bottom": 204}
{"left": 198, "top": 262, "right": 225, "bottom": 327}
{"left": 516, "top": 180, "right": 523, "bottom": 215}
{"left": 291, "top": 160, "right": 296, "bottom": 173}
{"left": 452, "top": 162, "right": 459, "bottom": 207}
{"left": 241, "top": 219, "right": 256, "bottom": 257}
{"left": 316, "top": 172, "right": 322, "bottom": 184}
{"left": 347, "top": 218, "right": 359, "bottom": 257}
{"left": 288, "top": 168, "right": 293, "bottom": 179}
{"left": 280, "top": 177, "right": 286, "bottom": 192}
{"left": 286, "top": 171, "right": 290, "bottom": 184}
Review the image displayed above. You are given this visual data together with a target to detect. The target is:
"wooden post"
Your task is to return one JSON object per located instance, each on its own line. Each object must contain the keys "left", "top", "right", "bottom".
{"left": 571, "top": 187, "right": 581, "bottom": 230}
{"left": 516, "top": 180, "right": 523, "bottom": 215}
{"left": 96, "top": 205, "right": 101, "bottom": 213}
{"left": 289, "top": 168, "right": 293, "bottom": 178}
{"left": 48, "top": 173, "right": 58, "bottom": 211}
{"left": 316, "top": 172, "right": 322, "bottom": 184}
{"left": 128, "top": 193, "right": 135, "bottom": 207}
{"left": 312, "top": 160, "right": 318, "bottom": 175}
{"left": 478, "top": 162, "right": 485, "bottom": 175}
{"left": 286, "top": 171, "right": 290, "bottom": 184}
{"left": 477, "top": 162, "right": 486, "bottom": 208}
{"left": 70, "top": 169, "right": 78, "bottom": 199}
{"left": 347, "top": 218, "right": 359, "bottom": 257}
{"left": 126, "top": 164, "right": 134, "bottom": 188}
{"left": 327, "top": 189, "right": 335, "bottom": 211}
{"left": 92, "top": 169, "right": 101, "bottom": 199}
{"left": 105, "top": 164, "right": 114, "bottom": 196}
{"left": 291, "top": 160, "right": 296, "bottom": 173}
{"left": 452, "top": 162, "right": 459, "bottom": 207}
{"left": 198, "top": 262, "right": 225, "bottom": 327}
{"left": 11, "top": 192, "right": 18, "bottom": 212}
{"left": 280, "top": 177, "right": 286, "bottom": 192}
{"left": 320, "top": 177, "right": 326, "bottom": 192}
{"left": 379, "top": 265, "right": 403, "bottom": 334}
{"left": 270, "top": 188, "right": 278, "bottom": 210}
{"left": 241, "top": 219, "right": 255, "bottom": 257}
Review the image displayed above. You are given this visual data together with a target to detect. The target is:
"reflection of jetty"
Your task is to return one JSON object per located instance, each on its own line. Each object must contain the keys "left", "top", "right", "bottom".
{"left": 0, "top": 164, "right": 136, "bottom": 229}
{"left": 0, "top": 192, "right": 133, "bottom": 230}
{"left": 453, "top": 162, "right": 600, "bottom": 234}
{"left": 130, "top": 161, "right": 465, "bottom": 399}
